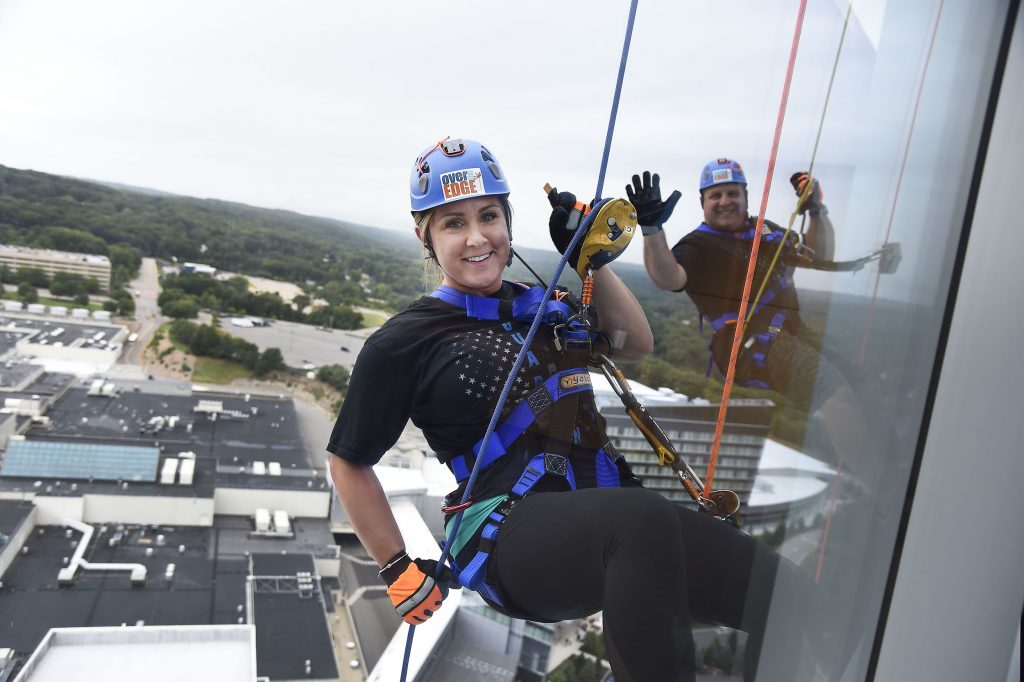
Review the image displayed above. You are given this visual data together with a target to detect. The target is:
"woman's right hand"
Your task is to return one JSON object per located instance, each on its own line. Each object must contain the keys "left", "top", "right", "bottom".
{"left": 381, "top": 552, "right": 462, "bottom": 624}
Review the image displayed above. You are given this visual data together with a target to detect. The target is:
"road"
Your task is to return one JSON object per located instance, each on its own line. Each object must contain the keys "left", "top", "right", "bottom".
{"left": 122, "top": 257, "right": 163, "bottom": 365}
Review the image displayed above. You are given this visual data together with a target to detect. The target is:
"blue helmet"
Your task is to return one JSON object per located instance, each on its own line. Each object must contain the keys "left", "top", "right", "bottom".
{"left": 699, "top": 158, "right": 747, "bottom": 191}
{"left": 410, "top": 137, "right": 510, "bottom": 212}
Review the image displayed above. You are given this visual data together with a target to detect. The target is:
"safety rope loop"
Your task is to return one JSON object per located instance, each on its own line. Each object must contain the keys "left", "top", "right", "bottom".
{"left": 705, "top": 0, "right": 809, "bottom": 496}
{"left": 593, "top": 0, "right": 639, "bottom": 205}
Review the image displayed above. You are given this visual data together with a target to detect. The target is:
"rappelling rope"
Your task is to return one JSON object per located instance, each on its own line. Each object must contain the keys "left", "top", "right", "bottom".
{"left": 399, "top": 2, "right": 639, "bottom": 679}
{"left": 799, "top": 1, "right": 854, "bottom": 238}
{"left": 749, "top": 1, "right": 853, "bottom": 321}
{"left": 858, "top": 0, "right": 945, "bottom": 364}
{"left": 704, "top": 0, "right": 809, "bottom": 496}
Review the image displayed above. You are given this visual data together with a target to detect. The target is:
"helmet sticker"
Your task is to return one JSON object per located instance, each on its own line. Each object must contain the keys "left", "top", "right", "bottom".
{"left": 441, "top": 168, "right": 486, "bottom": 202}
{"left": 711, "top": 168, "right": 734, "bottom": 184}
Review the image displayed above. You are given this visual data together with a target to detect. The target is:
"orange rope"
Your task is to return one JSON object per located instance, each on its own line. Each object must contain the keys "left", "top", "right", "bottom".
{"left": 705, "top": 0, "right": 809, "bottom": 495}
{"left": 815, "top": 458, "right": 842, "bottom": 583}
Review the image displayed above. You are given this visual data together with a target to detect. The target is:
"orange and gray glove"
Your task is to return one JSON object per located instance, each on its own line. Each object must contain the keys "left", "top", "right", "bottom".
{"left": 380, "top": 551, "right": 461, "bottom": 625}
{"left": 790, "top": 171, "right": 825, "bottom": 216}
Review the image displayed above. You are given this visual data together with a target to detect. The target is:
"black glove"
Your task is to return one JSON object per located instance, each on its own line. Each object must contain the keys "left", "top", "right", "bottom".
{"left": 878, "top": 242, "right": 902, "bottom": 275}
{"left": 625, "top": 171, "right": 682, "bottom": 235}
{"left": 790, "top": 171, "right": 825, "bottom": 215}
{"left": 380, "top": 551, "right": 461, "bottom": 625}
{"left": 548, "top": 187, "right": 588, "bottom": 261}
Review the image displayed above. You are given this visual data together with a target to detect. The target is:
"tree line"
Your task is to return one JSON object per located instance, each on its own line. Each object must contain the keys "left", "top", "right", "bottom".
{"left": 0, "top": 164, "right": 424, "bottom": 311}
{"left": 167, "top": 320, "right": 285, "bottom": 377}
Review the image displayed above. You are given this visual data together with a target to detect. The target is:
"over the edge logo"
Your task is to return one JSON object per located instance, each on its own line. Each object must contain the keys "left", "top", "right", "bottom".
{"left": 441, "top": 168, "right": 485, "bottom": 201}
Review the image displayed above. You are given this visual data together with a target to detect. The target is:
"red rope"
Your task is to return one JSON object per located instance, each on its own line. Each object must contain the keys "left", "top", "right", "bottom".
{"left": 815, "top": 458, "right": 842, "bottom": 583}
{"left": 705, "top": 0, "right": 809, "bottom": 495}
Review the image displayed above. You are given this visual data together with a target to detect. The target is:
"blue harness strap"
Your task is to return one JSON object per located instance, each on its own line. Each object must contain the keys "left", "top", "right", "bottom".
{"left": 430, "top": 282, "right": 573, "bottom": 325}
{"left": 450, "top": 368, "right": 594, "bottom": 482}
{"left": 453, "top": 445, "right": 626, "bottom": 603}
{"left": 454, "top": 452, "right": 577, "bottom": 596}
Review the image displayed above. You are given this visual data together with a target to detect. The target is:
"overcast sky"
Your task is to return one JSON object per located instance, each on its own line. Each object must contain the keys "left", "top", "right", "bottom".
{"left": 2, "top": 0, "right": 952, "bottom": 298}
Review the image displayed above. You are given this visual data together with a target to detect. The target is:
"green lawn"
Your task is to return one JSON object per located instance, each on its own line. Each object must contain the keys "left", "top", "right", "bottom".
{"left": 358, "top": 311, "right": 388, "bottom": 328}
{"left": 0, "top": 292, "right": 103, "bottom": 313}
{"left": 36, "top": 296, "right": 104, "bottom": 312}
{"left": 191, "top": 357, "right": 253, "bottom": 384}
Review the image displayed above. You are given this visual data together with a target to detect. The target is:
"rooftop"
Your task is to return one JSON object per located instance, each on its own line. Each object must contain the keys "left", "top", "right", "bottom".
{"left": 0, "top": 500, "right": 34, "bottom": 538}
{"left": 0, "top": 316, "right": 122, "bottom": 350}
{"left": 0, "top": 515, "right": 339, "bottom": 678}
{"left": 13, "top": 625, "right": 255, "bottom": 682}
{"left": 250, "top": 553, "right": 339, "bottom": 681}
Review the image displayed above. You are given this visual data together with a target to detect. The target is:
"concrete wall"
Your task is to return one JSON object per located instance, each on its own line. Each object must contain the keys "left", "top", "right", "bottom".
{"left": 214, "top": 487, "right": 331, "bottom": 518}
{"left": 25, "top": 495, "right": 85, "bottom": 525}
{"left": 0, "top": 414, "right": 16, "bottom": 450}
{"left": 83, "top": 494, "right": 215, "bottom": 526}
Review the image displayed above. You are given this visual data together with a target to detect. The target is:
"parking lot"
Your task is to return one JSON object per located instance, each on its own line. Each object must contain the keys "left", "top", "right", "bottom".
{"left": 221, "top": 318, "right": 375, "bottom": 372}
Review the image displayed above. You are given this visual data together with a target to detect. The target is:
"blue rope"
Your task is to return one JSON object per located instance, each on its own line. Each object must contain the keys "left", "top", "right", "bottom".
{"left": 399, "top": 2, "right": 640, "bottom": 678}
{"left": 594, "top": 0, "right": 639, "bottom": 204}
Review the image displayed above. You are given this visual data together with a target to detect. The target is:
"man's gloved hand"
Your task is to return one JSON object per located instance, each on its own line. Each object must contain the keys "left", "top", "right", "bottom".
{"left": 790, "top": 172, "right": 825, "bottom": 216}
{"left": 878, "top": 242, "right": 902, "bottom": 275}
{"left": 625, "top": 171, "right": 682, "bottom": 236}
{"left": 380, "top": 551, "right": 461, "bottom": 625}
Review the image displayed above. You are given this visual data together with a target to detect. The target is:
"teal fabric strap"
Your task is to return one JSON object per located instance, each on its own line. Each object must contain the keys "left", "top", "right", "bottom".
{"left": 445, "top": 494, "right": 507, "bottom": 559}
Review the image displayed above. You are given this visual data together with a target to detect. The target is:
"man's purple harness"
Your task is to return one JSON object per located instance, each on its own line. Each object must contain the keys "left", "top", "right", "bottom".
{"left": 429, "top": 283, "right": 623, "bottom": 606}
{"left": 696, "top": 222, "right": 796, "bottom": 390}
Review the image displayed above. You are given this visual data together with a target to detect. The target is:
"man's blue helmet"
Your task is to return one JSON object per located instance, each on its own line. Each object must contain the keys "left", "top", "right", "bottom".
{"left": 410, "top": 137, "right": 510, "bottom": 212}
{"left": 699, "top": 158, "right": 747, "bottom": 191}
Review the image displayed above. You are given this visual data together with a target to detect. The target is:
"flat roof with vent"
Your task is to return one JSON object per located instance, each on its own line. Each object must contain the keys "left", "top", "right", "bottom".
{"left": 1, "top": 440, "right": 159, "bottom": 482}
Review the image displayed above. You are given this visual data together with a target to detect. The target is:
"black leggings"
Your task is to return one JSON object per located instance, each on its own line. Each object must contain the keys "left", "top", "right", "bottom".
{"left": 490, "top": 487, "right": 808, "bottom": 681}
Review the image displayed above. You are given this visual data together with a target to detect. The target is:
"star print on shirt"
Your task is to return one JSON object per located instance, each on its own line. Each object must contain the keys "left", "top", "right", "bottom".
{"left": 446, "top": 325, "right": 528, "bottom": 410}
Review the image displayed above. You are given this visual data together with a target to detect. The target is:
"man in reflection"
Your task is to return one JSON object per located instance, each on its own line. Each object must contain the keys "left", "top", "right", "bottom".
{"left": 628, "top": 160, "right": 897, "bottom": 479}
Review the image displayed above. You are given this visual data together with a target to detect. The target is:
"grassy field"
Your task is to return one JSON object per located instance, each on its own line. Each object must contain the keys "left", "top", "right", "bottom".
{"left": 192, "top": 357, "right": 253, "bottom": 384}
{"left": 36, "top": 296, "right": 104, "bottom": 312}
{"left": 358, "top": 311, "right": 388, "bottom": 328}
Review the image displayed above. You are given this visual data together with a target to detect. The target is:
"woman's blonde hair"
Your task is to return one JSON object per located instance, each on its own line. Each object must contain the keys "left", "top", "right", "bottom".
{"left": 413, "top": 209, "right": 443, "bottom": 290}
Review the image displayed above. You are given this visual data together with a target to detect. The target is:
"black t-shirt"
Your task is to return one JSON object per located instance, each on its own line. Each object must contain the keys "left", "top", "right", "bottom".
{"left": 327, "top": 282, "right": 625, "bottom": 501}
{"left": 672, "top": 219, "right": 803, "bottom": 365}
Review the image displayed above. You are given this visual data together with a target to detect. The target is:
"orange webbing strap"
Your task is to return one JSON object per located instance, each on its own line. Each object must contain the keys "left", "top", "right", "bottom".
{"left": 704, "top": 0, "right": 809, "bottom": 496}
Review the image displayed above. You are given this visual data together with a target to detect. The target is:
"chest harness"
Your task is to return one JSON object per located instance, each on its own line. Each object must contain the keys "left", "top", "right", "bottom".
{"left": 696, "top": 221, "right": 800, "bottom": 389}
{"left": 429, "top": 282, "right": 627, "bottom": 607}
